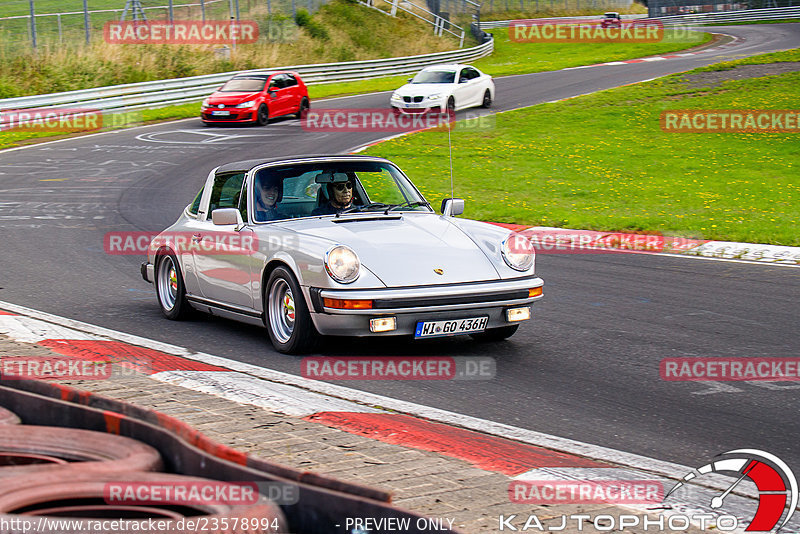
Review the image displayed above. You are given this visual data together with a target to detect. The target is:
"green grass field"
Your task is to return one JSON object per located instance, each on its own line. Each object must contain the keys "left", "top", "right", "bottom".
{"left": 363, "top": 49, "right": 800, "bottom": 246}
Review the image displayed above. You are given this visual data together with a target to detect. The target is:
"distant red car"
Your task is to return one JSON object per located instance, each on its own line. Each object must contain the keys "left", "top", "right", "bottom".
{"left": 601, "top": 11, "right": 622, "bottom": 28}
{"left": 201, "top": 71, "right": 310, "bottom": 126}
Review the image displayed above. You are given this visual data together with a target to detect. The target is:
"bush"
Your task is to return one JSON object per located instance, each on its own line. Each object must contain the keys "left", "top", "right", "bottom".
{"left": 294, "top": 9, "right": 330, "bottom": 40}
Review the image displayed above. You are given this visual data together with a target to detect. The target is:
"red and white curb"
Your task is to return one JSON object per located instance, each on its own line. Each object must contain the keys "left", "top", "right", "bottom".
{"left": 0, "top": 300, "right": 785, "bottom": 532}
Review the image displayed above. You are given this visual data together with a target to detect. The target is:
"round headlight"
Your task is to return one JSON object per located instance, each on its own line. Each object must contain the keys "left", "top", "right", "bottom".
{"left": 501, "top": 235, "right": 535, "bottom": 272}
{"left": 325, "top": 245, "right": 360, "bottom": 283}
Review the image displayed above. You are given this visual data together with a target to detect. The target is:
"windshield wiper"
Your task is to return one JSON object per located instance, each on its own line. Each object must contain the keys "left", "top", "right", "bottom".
{"left": 337, "top": 202, "right": 390, "bottom": 216}
{"left": 386, "top": 200, "right": 431, "bottom": 213}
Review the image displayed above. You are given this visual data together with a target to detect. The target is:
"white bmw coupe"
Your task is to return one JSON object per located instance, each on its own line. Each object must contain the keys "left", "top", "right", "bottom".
{"left": 390, "top": 64, "right": 495, "bottom": 115}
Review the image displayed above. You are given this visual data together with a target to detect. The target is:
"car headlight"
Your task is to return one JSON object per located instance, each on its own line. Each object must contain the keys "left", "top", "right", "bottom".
{"left": 236, "top": 100, "right": 256, "bottom": 108}
{"left": 391, "top": 93, "right": 402, "bottom": 101}
{"left": 501, "top": 235, "right": 535, "bottom": 272}
{"left": 202, "top": 98, "right": 210, "bottom": 108}
{"left": 427, "top": 93, "right": 441, "bottom": 100}
{"left": 324, "top": 245, "right": 360, "bottom": 284}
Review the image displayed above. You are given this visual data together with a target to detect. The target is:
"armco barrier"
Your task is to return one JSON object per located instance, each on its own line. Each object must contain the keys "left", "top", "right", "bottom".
{"left": 0, "top": 379, "right": 466, "bottom": 534}
{"left": 479, "top": 6, "right": 800, "bottom": 27}
{"left": 0, "top": 38, "right": 492, "bottom": 128}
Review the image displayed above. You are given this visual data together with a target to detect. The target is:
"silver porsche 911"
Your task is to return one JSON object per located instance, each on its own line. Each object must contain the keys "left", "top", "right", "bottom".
{"left": 141, "top": 155, "right": 544, "bottom": 354}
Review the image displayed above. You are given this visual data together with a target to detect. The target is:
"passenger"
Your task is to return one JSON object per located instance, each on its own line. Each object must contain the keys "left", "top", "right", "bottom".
{"left": 312, "top": 180, "right": 355, "bottom": 215}
{"left": 255, "top": 177, "right": 285, "bottom": 221}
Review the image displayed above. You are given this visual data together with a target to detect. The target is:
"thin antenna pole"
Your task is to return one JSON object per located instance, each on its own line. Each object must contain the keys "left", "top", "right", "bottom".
{"left": 448, "top": 122, "right": 454, "bottom": 202}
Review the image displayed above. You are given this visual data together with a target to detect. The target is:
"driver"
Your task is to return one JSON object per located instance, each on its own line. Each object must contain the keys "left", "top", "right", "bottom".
{"left": 255, "top": 176, "right": 284, "bottom": 221}
{"left": 312, "top": 180, "right": 355, "bottom": 215}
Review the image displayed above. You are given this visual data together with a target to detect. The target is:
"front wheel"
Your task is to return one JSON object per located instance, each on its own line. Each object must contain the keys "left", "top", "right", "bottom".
{"left": 256, "top": 104, "right": 269, "bottom": 126}
{"left": 446, "top": 96, "right": 455, "bottom": 114}
{"left": 481, "top": 89, "right": 492, "bottom": 108}
{"left": 470, "top": 325, "right": 518, "bottom": 342}
{"left": 265, "top": 267, "right": 319, "bottom": 354}
{"left": 155, "top": 252, "right": 191, "bottom": 320}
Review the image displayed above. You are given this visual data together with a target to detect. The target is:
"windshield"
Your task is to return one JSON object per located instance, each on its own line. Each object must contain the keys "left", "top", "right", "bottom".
{"left": 411, "top": 70, "right": 456, "bottom": 84}
{"left": 219, "top": 78, "right": 266, "bottom": 92}
{"left": 251, "top": 161, "right": 430, "bottom": 222}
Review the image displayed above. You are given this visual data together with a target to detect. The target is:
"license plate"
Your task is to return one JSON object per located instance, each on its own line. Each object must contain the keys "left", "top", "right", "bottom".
{"left": 405, "top": 103, "right": 419, "bottom": 108}
{"left": 414, "top": 316, "right": 488, "bottom": 338}
{"left": 211, "top": 110, "right": 230, "bottom": 116}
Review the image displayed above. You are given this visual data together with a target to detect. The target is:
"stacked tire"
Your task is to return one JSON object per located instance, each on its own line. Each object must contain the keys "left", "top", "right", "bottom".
{"left": 0, "top": 404, "right": 288, "bottom": 533}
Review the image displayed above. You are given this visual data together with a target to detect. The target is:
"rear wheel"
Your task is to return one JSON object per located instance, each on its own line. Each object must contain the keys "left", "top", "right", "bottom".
{"left": 265, "top": 267, "right": 319, "bottom": 354}
{"left": 470, "top": 325, "right": 518, "bottom": 342}
{"left": 295, "top": 97, "right": 309, "bottom": 119}
{"left": 256, "top": 104, "right": 269, "bottom": 126}
{"left": 155, "top": 252, "right": 191, "bottom": 320}
{"left": 482, "top": 89, "right": 492, "bottom": 108}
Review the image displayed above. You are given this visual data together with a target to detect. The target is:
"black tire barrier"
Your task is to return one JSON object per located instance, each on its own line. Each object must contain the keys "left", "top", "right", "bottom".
{"left": 0, "top": 406, "right": 20, "bottom": 425}
{"left": 0, "top": 471, "right": 288, "bottom": 534}
{"left": 0, "top": 425, "right": 163, "bottom": 476}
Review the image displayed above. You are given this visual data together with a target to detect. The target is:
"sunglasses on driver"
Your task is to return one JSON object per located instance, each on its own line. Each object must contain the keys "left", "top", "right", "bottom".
{"left": 333, "top": 182, "right": 354, "bottom": 192}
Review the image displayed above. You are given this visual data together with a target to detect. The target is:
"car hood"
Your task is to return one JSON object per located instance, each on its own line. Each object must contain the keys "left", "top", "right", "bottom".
{"left": 394, "top": 84, "right": 452, "bottom": 97}
{"left": 207, "top": 92, "right": 260, "bottom": 105}
{"left": 279, "top": 214, "right": 501, "bottom": 286}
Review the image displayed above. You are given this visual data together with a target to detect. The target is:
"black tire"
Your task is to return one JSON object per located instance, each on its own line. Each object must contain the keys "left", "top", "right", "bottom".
{"left": 446, "top": 96, "right": 455, "bottom": 114}
{"left": 481, "top": 89, "right": 492, "bottom": 108}
{"left": 155, "top": 251, "right": 192, "bottom": 320}
{"left": 256, "top": 104, "right": 269, "bottom": 126}
{"left": 265, "top": 266, "right": 319, "bottom": 354}
{"left": 294, "top": 97, "right": 309, "bottom": 119}
{"left": 470, "top": 325, "right": 518, "bottom": 342}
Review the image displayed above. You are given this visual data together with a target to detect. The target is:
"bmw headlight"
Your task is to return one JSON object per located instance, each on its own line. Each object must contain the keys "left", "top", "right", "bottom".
{"left": 236, "top": 100, "right": 256, "bottom": 108}
{"left": 391, "top": 93, "right": 402, "bottom": 101}
{"left": 427, "top": 93, "right": 441, "bottom": 100}
{"left": 501, "top": 235, "right": 535, "bottom": 272}
{"left": 325, "top": 245, "right": 360, "bottom": 283}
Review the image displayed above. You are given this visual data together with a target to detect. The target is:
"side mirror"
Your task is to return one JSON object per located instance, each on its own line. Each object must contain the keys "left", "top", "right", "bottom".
{"left": 440, "top": 198, "right": 464, "bottom": 217}
{"left": 407, "top": 78, "right": 413, "bottom": 83}
{"left": 211, "top": 208, "right": 244, "bottom": 227}
{"left": 459, "top": 78, "right": 468, "bottom": 83}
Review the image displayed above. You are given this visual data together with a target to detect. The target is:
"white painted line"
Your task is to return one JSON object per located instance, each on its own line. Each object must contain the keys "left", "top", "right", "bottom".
{"left": 642, "top": 57, "right": 667, "bottom": 61}
{"left": 0, "top": 315, "right": 102, "bottom": 343}
{"left": 152, "top": 370, "right": 383, "bottom": 416}
{"left": 0, "top": 300, "right": 768, "bottom": 499}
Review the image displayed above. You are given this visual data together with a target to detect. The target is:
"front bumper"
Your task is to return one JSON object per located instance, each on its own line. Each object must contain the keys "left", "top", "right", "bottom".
{"left": 307, "top": 276, "right": 543, "bottom": 336}
{"left": 201, "top": 110, "right": 255, "bottom": 123}
{"left": 141, "top": 262, "right": 154, "bottom": 283}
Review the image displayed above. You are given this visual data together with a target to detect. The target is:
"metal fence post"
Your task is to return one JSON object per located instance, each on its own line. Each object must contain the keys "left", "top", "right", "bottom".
{"left": 29, "top": 0, "right": 37, "bottom": 49}
{"left": 168, "top": 0, "right": 174, "bottom": 21}
{"left": 57, "top": 14, "right": 63, "bottom": 43}
{"left": 390, "top": 0, "right": 399, "bottom": 16}
{"left": 201, "top": 0, "right": 206, "bottom": 21}
{"left": 83, "top": 0, "right": 90, "bottom": 44}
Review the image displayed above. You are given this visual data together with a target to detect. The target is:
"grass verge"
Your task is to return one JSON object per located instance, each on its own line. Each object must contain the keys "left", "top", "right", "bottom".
{"left": 362, "top": 49, "right": 800, "bottom": 246}
{"left": 0, "top": 24, "right": 711, "bottom": 150}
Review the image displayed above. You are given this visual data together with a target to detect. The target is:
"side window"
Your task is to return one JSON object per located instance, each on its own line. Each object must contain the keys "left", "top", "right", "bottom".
{"left": 284, "top": 74, "right": 298, "bottom": 87}
{"left": 459, "top": 69, "right": 469, "bottom": 83}
{"left": 269, "top": 74, "right": 285, "bottom": 89}
{"left": 187, "top": 186, "right": 205, "bottom": 216}
{"left": 208, "top": 172, "right": 246, "bottom": 216}
{"left": 466, "top": 67, "right": 480, "bottom": 80}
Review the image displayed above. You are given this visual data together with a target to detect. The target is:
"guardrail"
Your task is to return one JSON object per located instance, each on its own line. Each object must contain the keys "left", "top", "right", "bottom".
{"left": 650, "top": 5, "right": 800, "bottom": 24}
{"left": 479, "top": 14, "right": 645, "bottom": 28}
{"left": 0, "top": 38, "right": 492, "bottom": 125}
{"left": 478, "top": 6, "right": 800, "bottom": 28}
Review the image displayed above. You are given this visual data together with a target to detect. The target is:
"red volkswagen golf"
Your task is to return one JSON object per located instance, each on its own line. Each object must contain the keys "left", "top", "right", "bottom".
{"left": 201, "top": 71, "right": 310, "bottom": 126}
